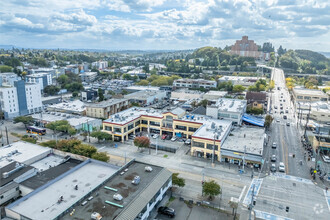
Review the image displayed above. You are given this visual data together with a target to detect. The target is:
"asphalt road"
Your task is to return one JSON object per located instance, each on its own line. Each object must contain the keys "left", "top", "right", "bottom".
{"left": 263, "top": 68, "right": 310, "bottom": 179}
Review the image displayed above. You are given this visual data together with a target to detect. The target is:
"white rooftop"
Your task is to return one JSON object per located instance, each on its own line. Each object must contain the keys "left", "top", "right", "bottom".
{"left": 212, "top": 98, "right": 247, "bottom": 112}
{"left": 31, "top": 113, "right": 100, "bottom": 127}
{"left": 124, "top": 90, "right": 163, "bottom": 99}
{"left": 180, "top": 115, "right": 232, "bottom": 141}
{"left": 125, "top": 86, "right": 160, "bottom": 91}
{"left": 8, "top": 160, "right": 119, "bottom": 220}
{"left": 30, "top": 155, "right": 64, "bottom": 172}
{"left": 293, "top": 87, "right": 328, "bottom": 97}
{"left": 219, "top": 76, "right": 263, "bottom": 81}
{"left": 0, "top": 142, "right": 52, "bottom": 167}
{"left": 47, "top": 100, "right": 85, "bottom": 113}
{"left": 222, "top": 126, "right": 265, "bottom": 155}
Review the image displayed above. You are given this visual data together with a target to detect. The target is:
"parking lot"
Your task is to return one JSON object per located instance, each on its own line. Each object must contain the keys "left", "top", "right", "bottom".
{"left": 155, "top": 198, "right": 235, "bottom": 220}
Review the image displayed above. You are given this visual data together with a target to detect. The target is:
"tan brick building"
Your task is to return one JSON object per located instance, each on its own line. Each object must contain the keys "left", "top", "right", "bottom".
{"left": 85, "top": 98, "right": 129, "bottom": 119}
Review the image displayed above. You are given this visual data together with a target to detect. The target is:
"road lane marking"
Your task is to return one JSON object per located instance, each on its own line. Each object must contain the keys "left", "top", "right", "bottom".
{"left": 271, "top": 173, "right": 313, "bottom": 184}
{"left": 238, "top": 185, "right": 246, "bottom": 202}
{"left": 323, "top": 190, "right": 330, "bottom": 212}
{"left": 254, "top": 210, "right": 293, "bottom": 220}
{"left": 242, "top": 178, "right": 263, "bottom": 206}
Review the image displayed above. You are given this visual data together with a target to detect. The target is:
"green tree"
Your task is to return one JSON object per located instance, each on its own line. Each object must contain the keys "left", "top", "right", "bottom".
{"left": 72, "top": 144, "right": 97, "bottom": 157}
{"left": 134, "top": 136, "right": 150, "bottom": 150}
{"left": 265, "top": 115, "right": 273, "bottom": 129}
{"left": 14, "top": 116, "right": 34, "bottom": 128}
{"left": 44, "top": 85, "right": 60, "bottom": 96}
{"left": 72, "top": 91, "right": 79, "bottom": 97}
{"left": 68, "top": 127, "right": 77, "bottom": 136}
{"left": 92, "top": 152, "right": 110, "bottom": 162}
{"left": 269, "top": 80, "right": 275, "bottom": 91}
{"left": 98, "top": 88, "right": 104, "bottom": 101}
{"left": 0, "top": 65, "right": 13, "bottom": 72}
{"left": 21, "top": 135, "right": 37, "bottom": 144}
{"left": 136, "top": 80, "right": 149, "bottom": 86}
{"left": 197, "top": 99, "right": 208, "bottom": 108}
{"left": 150, "top": 68, "right": 157, "bottom": 75}
{"left": 172, "top": 173, "right": 185, "bottom": 187}
{"left": 203, "top": 180, "right": 221, "bottom": 200}
{"left": 122, "top": 74, "right": 132, "bottom": 80}
{"left": 90, "top": 131, "right": 112, "bottom": 143}
{"left": 232, "top": 85, "right": 246, "bottom": 93}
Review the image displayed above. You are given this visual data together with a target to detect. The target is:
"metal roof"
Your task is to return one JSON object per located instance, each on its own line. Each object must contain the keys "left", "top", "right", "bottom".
{"left": 115, "top": 169, "right": 172, "bottom": 220}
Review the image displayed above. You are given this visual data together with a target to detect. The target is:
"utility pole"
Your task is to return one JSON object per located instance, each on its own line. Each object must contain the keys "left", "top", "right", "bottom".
{"left": 249, "top": 184, "right": 255, "bottom": 220}
{"left": 5, "top": 126, "right": 9, "bottom": 145}
{"left": 243, "top": 145, "right": 246, "bottom": 172}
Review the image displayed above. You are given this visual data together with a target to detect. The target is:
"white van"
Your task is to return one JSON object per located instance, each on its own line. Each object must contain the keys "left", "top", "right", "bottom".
{"left": 279, "top": 162, "right": 285, "bottom": 172}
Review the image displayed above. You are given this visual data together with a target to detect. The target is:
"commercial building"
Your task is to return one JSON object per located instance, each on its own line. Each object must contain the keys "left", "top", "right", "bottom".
{"left": 171, "top": 89, "right": 205, "bottom": 102}
{"left": 102, "top": 107, "right": 232, "bottom": 161}
{"left": 124, "top": 90, "right": 167, "bottom": 105}
{"left": 85, "top": 98, "right": 129, "bottom": 119}
{"left": 230, "top": 36, "right": 260, "bottom": 59}
{"left": 313, "top": 135, "right": 330, "bottom": 154}
{"left": 203, "top": 91, "right": 228, "bottom": 101}
{"left": 173, "top": 78, "right": 217, "bottom": 89}
{"left": 31, "top": 112, "right": 102, "bottom": 131}
{"left": 293, "top": 87, "right": 328, "bottom": 102}
{"left": 25, "top": 72, "right": 53, "bottom": 91}
{"left": 296, "top": 101, "right": 330, "bottom": 124}
{"left": 5, "top": 159, "right": 172, "bottom": 220}
{"left": 125, "top": 86, "right": 160, "bottom": 93}
{"left": 81, "top": 89, "right": 97, "bottom": 101}
{"left": 221, "top": 126, "right": 265, "bottom": 166}
{"left": 218, "top": 76, "right": 264, "bottom": 87}
{"left": 206, "top": 98, "right": 247, "bottom": 125}
{"left": 46, "top": 100, "right": 85, "bottom": 115}
{"left": 79, "top": 71, "right": 97, "bottom": 83}
{"left": 0, "top": 81, "right": 42, "bottom": 119}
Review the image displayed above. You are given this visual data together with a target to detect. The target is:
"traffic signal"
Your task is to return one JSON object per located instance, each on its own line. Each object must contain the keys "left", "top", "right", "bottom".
{"left": 253, "top": 200, "right": 256, "bottom": 206}
{"left": 286, "top": 206, "right": 289, "bottom": 212}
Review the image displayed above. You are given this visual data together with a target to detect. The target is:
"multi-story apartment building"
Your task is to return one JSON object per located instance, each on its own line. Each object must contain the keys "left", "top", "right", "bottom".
{"left": 293, "top": 87, "right": 328, "bottom": 102}
{"left": 0, "top": 72, "right": 21, "bottom": 86}
{"left": 173, "top": 79, "right": 217, "bottom": 89}
{"left": 218, "top": 76, "right": 264, "bottom": 87}
{"left": 79, "top": 71, "right": 97, "bottom": 83}
{"left": 0, "top": 80, "right": 42, "bottom": 119}
{"left": 230, "top": 36, "right": 260, "bottom": 59}
{"left": 206, "top": 98, "right": 247, "bottom": 125}
{"left": 85, "top": 98, "right": 129, "bottom": 119}
{"left": 102, "top": 107, "right": 232, "bottom": 161}
{"left": 25, "top": 72, "right": 52, "bottom": 91}
{"left": 92, "top": 61, "right": 108, "bottom": 70}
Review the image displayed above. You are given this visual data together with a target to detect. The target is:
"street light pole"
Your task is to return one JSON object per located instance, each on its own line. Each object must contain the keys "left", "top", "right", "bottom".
{"left": 249, "top": 184, "right": 255, "bottom": 220}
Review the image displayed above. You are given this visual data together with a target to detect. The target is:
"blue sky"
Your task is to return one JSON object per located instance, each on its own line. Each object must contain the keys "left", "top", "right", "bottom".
{"left": 1, "top": 0, "right": 329, "bottom": 51}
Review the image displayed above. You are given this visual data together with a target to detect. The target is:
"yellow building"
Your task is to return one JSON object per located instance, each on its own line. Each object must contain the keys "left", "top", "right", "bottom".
{"left": 102, "top": 107, "right": 232, "bottom": 161}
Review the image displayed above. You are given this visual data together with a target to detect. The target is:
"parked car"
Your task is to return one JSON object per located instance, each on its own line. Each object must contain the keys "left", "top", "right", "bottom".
{"left": 158, "top": 206, "right": 175, "bottom": 218}
{"left": 270, "top": 164, "right": 276, "bottom": 172}
{"left": 279, "top": 162, "right": 285, "bottom": 172}
{"left": 171, "top": 137, "right": 177, "bottom": 142}
{"left": 272, "top": 142, "right": 277, "bottom": 149}
{"left": 286, "top": 122, "right": 290, "bottom": 126}
{"left": 185, "top": 139, "right": 191, "bottom": 145}
{"left": 145, "top": 166, "right": 153, "bottom": 172}
{"left": 152, "top": 134, "right": 159, "bottom": 139}
{"left": 162, "top": 134, "right": 167, "bottom": 140}
{"left": 283, "top": 115, "right": 287, "bottom": 119}
{"left": 271, "top": 155, "right": 277, "bottom": 162}
{"left": 322, "top": 155, "right": 330, "bottom": 163}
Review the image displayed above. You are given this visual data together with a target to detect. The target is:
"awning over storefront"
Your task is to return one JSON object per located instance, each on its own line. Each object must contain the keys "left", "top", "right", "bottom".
{"left": 221, "top": 149, "right": 263, "bottom": 163}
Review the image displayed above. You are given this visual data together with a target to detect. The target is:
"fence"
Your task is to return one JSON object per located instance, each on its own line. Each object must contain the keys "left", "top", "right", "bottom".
{"left": 150, "top": 144, "right": 177, "bottom": 153}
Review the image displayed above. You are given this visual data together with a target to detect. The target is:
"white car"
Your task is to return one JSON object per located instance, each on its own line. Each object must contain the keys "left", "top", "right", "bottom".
{"left": 171, "top": 136, "right": 177, "bottom": 141}
{"left": 279, "top": 162, "right": 285, "bottom": 172}
{"left": 152, "top": 134, "right": 159, "bottom": 139}
{"left": 272, "top": 142, "right": 277, "bottom": 149}
{"left": 322, "top": 155, "right": 330, "bottom": 163}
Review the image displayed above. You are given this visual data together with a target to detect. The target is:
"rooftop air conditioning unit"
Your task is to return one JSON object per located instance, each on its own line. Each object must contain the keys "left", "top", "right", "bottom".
{"left": 113, "top": 193, "right": 123, "bottom": 201}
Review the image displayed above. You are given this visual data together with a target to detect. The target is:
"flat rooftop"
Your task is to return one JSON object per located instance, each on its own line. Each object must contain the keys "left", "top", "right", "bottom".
{"left": 0, "top": 141, "right": 52, "bottom": 167}
{"left": 21, "top": 158, "right": 82, "bottom": 190}
{"left": 211, "top": 98, "right": 247, "bottom": 113}
{"left": 125, "top": 86, "right": 160, "bottom": 91}
{"left": 222, "top": 126, "right": 265, "bottom": 155}
{"left": 104, "top": 107, "right": 163, "bottom": 125}
{"left": 8, "top": 160, "right": 119, "bottom": 220}
{"left": 30, "top": 154, "right": 66, "bottom": 172}
{"left": 124, "top": 90, "right": 163, "bottom": 99}
{"left": 293, "top": 87, "right": 328, "bottom": 96}
{"left": 0, "top": 162, "right": 34, "bottom": 187}
{"left": 179, "top": 115, "right": 232, "bottom": 141}
{"left": 219, "top": 76, "right": 263, "bottom": 81}
{"left": 175, "top": 78, "right": 216, "bottom": 83}
{"left": 85, "top": 98, "right": 128, "bottom": 108}
{"left": 47, "top": 100, "right": 85, "bottom": 112}
{"left": 31, "top": 112, "right": 101, "bottom": 127}
{"left": 61, "top": 161, "right": 168, "bottom": 220}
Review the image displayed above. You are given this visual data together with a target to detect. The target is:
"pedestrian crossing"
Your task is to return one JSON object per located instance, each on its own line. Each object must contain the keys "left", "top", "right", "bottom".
{"left": 243, "top": 178, "right": 263, "bottom": 206}
{"left": 254, "top": 210, "right": 294, "bottom": 220}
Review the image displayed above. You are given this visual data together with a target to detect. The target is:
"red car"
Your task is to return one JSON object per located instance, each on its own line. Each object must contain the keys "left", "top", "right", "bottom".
{"left": 162, "top": 134, "right": 167, "bottom": 140}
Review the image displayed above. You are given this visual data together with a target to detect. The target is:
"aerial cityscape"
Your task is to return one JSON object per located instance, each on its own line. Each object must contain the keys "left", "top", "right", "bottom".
{"left": 0, "top": 1, "right": 329, "bottom": 220}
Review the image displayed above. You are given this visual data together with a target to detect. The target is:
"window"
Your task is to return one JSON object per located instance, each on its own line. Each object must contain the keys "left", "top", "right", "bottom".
{"left": 176, "top": 125, "right": 187, "bottom": 131}
{"left": 150, "top": 121, "right": 160, "bottom": 126}
{"left": 192, "top": 141, "right": 204, "bottom": 148}
{"left": 114, "top": 127, "right": 121, "bottom": 133}
{"left": 207, "top": 143, "right": 218, "bottom": 151}
{"left": 141, "top": 120, "right": 148, "bottom": 125}
{"left": 135, "top": 120, "right": 140, "bottom": 126}
{"left": 219, "top": 113, "right": 230, "bottom": 118}
{"left": 128, "top": 123, "right": 134, "bottom": 130}
{"left": 189, "top": 127, "right": 198, "bottom": 132}
{"left": 105, "top": 126, "right": 112, "bottom": 131}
